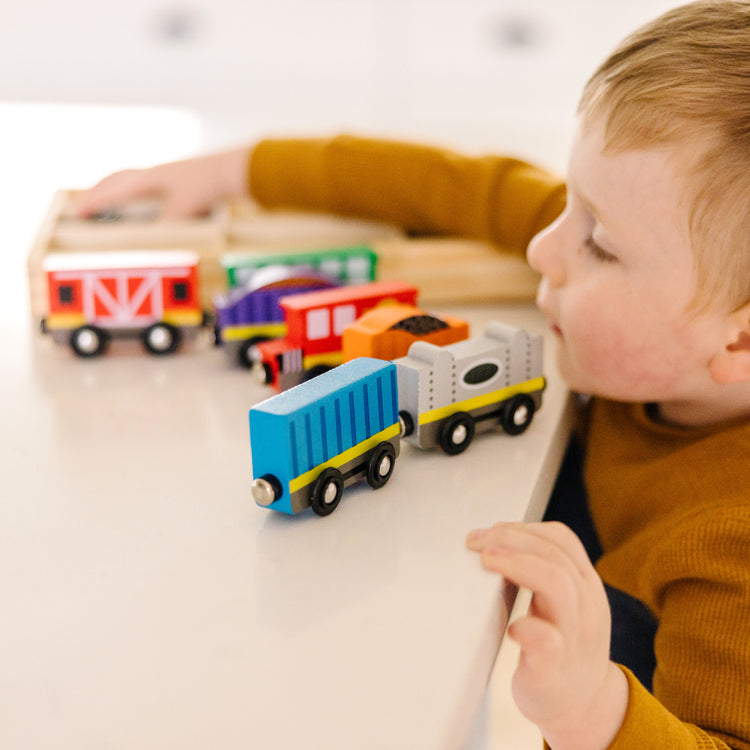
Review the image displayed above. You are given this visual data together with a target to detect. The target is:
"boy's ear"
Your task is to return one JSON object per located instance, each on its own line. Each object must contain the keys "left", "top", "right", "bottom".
{"left": 709, "top": 302, "right": 750, "bottom": 385}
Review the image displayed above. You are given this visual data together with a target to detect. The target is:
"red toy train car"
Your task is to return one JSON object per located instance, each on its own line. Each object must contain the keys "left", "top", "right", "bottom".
{"left": 251, "top": 280, "right": 418, "bottom": 391}
{"left": 41, "top": 250, "right": 206, "bottom": 357}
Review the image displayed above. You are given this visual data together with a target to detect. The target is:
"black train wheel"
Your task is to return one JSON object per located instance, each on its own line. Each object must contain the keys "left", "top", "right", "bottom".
{"left": 310, "top": 467, "right": 345, "bottom": 516}
{"left": 439, "top": 412, "right": 475, "bottom": 455}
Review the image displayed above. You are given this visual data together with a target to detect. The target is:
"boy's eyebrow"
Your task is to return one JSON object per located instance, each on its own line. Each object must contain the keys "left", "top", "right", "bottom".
{"left": 575, "top": 185, "right": 603, "bottom": 222}
{"left": 573, "top": 182, "right": 615, "bottom": 231}
{"left": 571, "top": 181, "right": 627, "bottom": 248}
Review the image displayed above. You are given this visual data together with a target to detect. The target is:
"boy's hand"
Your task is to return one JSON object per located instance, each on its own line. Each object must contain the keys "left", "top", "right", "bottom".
{"left": 75, "top": 148, "right": 250, "bottom": 220}
{"left": 466, "top": 521, "right": 629, "bottom": 750}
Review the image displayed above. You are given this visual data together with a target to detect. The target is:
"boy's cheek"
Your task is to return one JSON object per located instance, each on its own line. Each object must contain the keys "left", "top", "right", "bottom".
{"left": 553, "top": 317, "right": 629, "bottom": 389}
{"left": 564, "top": 297, "right": 628, "bottom": 361}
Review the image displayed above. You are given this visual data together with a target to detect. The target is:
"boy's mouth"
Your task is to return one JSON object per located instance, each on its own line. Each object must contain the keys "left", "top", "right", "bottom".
{"left": 550, "top": 323, "right": 563, "bottom": 338}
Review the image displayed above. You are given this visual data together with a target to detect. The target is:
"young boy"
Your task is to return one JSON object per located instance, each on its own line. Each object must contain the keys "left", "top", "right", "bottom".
{"left": 78, "top": 2, "right": 750, "bottom": 748}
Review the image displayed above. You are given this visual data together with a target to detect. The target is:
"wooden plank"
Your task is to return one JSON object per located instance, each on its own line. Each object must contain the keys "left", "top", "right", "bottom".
{"left": 373, "top": 237, "right": 539, "bottom": 304}
{"left": 227, "top": 199, "right": 403, "bottom": 248}
{"left": 27, "top": 190, "right": 69, "bottom": 323}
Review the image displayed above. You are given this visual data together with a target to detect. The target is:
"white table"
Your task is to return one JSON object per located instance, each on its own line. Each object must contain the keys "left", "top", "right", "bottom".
{"left": 0, "top": 287, "right": 572, "bottom": 750}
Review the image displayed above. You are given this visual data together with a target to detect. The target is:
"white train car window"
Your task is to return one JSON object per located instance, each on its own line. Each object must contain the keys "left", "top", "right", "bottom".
{"left": 333, "top": 304, "right": 357, "bottom": 335}
{"left": 306, "top": 308, "right": 330, "bottom": 340}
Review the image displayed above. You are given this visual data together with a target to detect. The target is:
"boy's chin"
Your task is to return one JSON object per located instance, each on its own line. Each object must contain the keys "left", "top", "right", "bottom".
{"left": 553, "top": 349, "right": 588, "bottom": 393}
{"left": 555, "top": 353, "right": 615, "bottom": 400}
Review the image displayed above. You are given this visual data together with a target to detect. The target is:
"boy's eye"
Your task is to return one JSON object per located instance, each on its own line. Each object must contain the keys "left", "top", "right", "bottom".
{"left": 584, "top": 235, "right": 617, "bottom": 263}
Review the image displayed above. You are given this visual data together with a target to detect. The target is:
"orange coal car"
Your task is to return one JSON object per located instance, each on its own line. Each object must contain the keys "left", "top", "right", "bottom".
{"left": 342, "top": 304, "right": 469, "bottom": 362}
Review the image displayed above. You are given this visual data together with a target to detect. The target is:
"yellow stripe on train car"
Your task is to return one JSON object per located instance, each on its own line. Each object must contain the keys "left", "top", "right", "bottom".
{"left": 222, "top": 322, "right": 287, "bottom": 342}
{"left": 163, "top": 309, "right": 205, "bottom": 327}
{"left": 302, "top": 351, "right": 344, "bottom": 370}
{"left": 289, "top": 422, "right": 400, "bottom": 494}
{"left": 418, "top": 376, "right": 547, "bottom": 426}
{"left": 45, "top": 313, "right": 86, "bottom": 330}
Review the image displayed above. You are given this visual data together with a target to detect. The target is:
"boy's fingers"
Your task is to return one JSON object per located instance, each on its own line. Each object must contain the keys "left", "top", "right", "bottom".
{"left": 76, "top": 170, "right": 159, "bottom": 217}
{"left": 468, "top": 523, "right": 580, "bottom": 582}
{"left": 513, "top": 521, "right": 597, "bottom": 580}
{"left": 467, "top": 521, "right": 594, "bottom": 580}
{"left": 466, "top": 522, "right": 526, "bottom": 550}
{"left": 161, "top": 193, "right": 211, "bottom": 220}
{"left": 508, "top": 615, "right": 564, "bottom": 669}
{"left": 478, "top": 544, "right": 579, "bottom": 626}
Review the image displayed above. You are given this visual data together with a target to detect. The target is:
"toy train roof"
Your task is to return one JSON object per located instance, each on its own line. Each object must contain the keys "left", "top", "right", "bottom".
{"left": 349, "top": 303, "right": 466, "bottom": 333}
{"left": 279, "top": 280, "right": 417, "bottom": 311}
{"left": 213, "top": 265, "right": 336, "bottom": 308}
{"left": 394, "top": 321, "right": 538, "bottom": 367}
{"left": 220, "top": 244, "right": 375, "bottom": 268}
{"left": 43, "top": 250, "right": 200, "bottom": 273}
{"left": 251, "top": 357, "right": 395, "bottom": 416}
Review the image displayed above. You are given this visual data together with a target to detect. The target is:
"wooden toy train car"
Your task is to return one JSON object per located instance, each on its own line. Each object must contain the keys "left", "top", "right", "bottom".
{"left": 213, "top": 247, "right": 377, "bottom": 368}
{"left": 41, "top": 250, "right": 206, "bottom": 357}
{"left": 341, "top": 303, "right": 469, "bottom": 362}
{"left": 394, "top": 322, "right": 545, "bottom": 454}
{"left": 251, "top": 280, "right": 418, "bottom": 392}
{"left": 222, "top": 245, "right": 377, "bottom": 288}
{"left": 213, "top": 266, "right": 338, "bottom": 367}
{"left": 250, "top": 357, "right": 401, "bottom": 516}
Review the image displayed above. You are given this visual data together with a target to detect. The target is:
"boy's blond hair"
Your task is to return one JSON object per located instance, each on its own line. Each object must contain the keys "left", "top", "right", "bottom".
{"left": 578, "top": 0, "right": 750, "bottom": 311}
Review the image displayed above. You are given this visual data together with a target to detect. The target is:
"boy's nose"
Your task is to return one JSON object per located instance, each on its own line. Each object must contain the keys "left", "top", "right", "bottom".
{"left": 527, "top": 220, "right": 566, "bottom": 287}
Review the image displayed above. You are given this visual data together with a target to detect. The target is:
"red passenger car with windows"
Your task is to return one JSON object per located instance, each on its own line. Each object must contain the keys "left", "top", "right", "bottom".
{"left": 252, "top": 280, "right": 418, "bottom": 391}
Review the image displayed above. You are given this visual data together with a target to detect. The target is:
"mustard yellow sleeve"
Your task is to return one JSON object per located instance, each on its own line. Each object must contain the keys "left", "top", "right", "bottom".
{"left": 598, "top": 505, "right": 750, "bottom": 750}
{"left": 248, "top": 135, "right": 566, "bottom": 256}
{"left": 606, "top": 667, "right": 742, "bottom": 750}
{"left": 543, "top": 666, "right": 733, "bottom": 750}
{"left": 543, "top": 665, "right": 744, "bottom": 750}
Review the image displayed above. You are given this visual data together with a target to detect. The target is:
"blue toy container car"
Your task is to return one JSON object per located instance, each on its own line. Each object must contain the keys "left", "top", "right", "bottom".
{"left": 250, "top": 357, "right": 401, "bottom": 516}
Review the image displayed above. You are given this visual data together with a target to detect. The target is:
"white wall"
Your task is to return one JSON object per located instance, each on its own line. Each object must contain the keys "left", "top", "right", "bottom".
{"left": 1, "top": 0, "right": 683, "bottom": 171}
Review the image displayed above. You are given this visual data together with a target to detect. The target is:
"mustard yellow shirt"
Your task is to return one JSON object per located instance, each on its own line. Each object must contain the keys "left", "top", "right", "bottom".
{"left": 587, "top": 400, "right": 750, "bottom": 750}
{"left": 248, "top": 136, "right": 750, "bottom": 750}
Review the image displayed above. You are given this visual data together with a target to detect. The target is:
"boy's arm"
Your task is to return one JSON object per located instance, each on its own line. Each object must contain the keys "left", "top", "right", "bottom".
{"left": 249, "top": 135, "right": 566, "bottom": 256}
{"left": 77, "top": 135, "right": 566, "bottom": 255}
{"left": 537, "top": 668, "right": 740, "bottom": 750}
{"left": 597, "top": 668, "right": 742, "bottom": 750}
